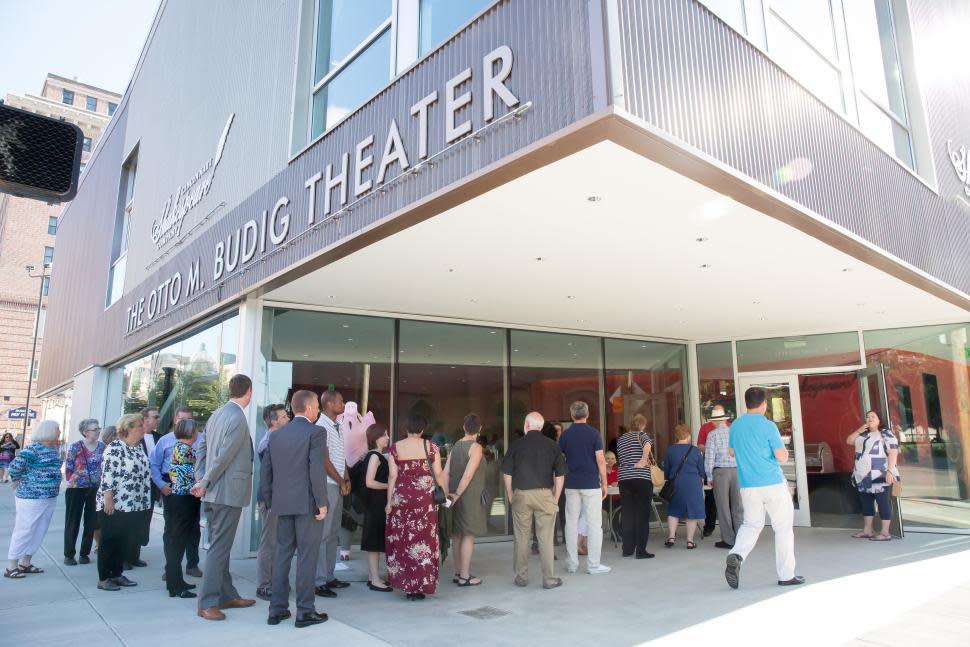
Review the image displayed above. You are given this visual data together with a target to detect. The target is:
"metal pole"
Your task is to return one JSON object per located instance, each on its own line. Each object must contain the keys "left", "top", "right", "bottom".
{"left": 20, "top": 268, "right": 46, "bottom": 447}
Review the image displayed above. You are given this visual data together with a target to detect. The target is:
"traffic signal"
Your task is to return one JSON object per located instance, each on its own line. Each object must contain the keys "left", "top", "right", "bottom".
{"left": 0, "top": 102, "right": 83, "bottom": 202}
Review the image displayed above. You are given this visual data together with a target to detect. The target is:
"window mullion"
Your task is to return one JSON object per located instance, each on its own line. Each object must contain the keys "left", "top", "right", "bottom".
{"left": 311, "top": 17, "right": 392, "bottom": 96}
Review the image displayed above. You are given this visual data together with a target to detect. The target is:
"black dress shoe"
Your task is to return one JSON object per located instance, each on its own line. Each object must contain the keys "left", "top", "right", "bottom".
{"left": 635, "top": 551, "right": 655, "bottom": 559}
{"left": 78, "top": 556, "right": 90, "bottom": 564}
{"left": 314, "top": 585, "right": 337, "bottom": 598}
{"left": 267, "top": 610, "right": 292, "bottom": 625}
{"left": 112, "top": 575, "right": 138, "bottom": 587}
{"left": 778, "top": 576, "right": 806, "bottom": 586}
{"left": 184, "top": 582, "right": 196, "bottom": 590}
{"left": 123, "top": 562, "right": 133, "bottom": 571}
{"left": 715, "top": 541, "right": 734, "bottom": 549}
{"left": 368, "top": 581, "right": 392, "bottom": 592}
{"left": 169, "top": 589, "right": 197, "bottom": 599}
{"left": 64, "top": 557, "right": 78, "bottom": 566}
{"left": 326, "top": 578, "right": 350, "bottom": 589}
{"left": 622, "top": 551, "right": 634, "bottom": 557}
{"left": 131, "top": 559, "right": 148, "bottom": 568}
{"left": 295, "top": 611, "right": 329, "bottom": 628}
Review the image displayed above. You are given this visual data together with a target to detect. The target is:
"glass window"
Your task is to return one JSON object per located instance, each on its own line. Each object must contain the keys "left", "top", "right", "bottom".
{"left": 398, "top": 320, "right": 508, "bottom": 536}
{"left": 37, "top": 308, "right": 46, "bottom": 338}
{"left": 107, "top": 150, "right": 137, "bottom": 307}
{"left": 844, "top": 0, "right": 906, "bottom": 119}
{"left": 737, "top": 331, "right": 861, "bottom": 372}
{"left": 510, "top": 330, "right": 602, "bottom": 437}
{"left": 697, "top": 341, "right": 737, "bottom": 430}
{"left": 314, "top": 0, "right": 391, "bottom": 83}
{"left": 864, "top": 323, "right": 970, "bottom": 529}
{"left": 768, "top": 0, "right": 838, "bottom": 58}
{"left": 108, "top": 102, "right": 117, "bottom": 116}
{"left": 418, "top": 0, "right": 492, "bottom": 54}
{"left": 47, "top": 216, "right": 57, "bottom": 235}
{"left": 604, "top": 339, "right": 687, "bottom": 456}
{"left": 82, "top": 137, "right": 92, "bottom": 152}
{"left": 311, "top": 29, "right": 391, "bottom": 136}
{"left": 41, "top": 276, "right": 49, "bottom": 297}
{"left": 31, "top": 359, "right": 39, "bottom": 381}
{"left": 765, "top": 10, "right": 844, "bottom": 110}
{"left": 86, "top": 96, "right": 97, "bottom": 111}
{"left": 107, "top": 255, "right": 126, "bottom": 306}
{"left": 43, "top": 246, "right": 54, "bottom": 265}
{"left": 856, "top": 96, "right": 914, "bottom": 167}
{"left": 61, "top": 89, "right": 74, "bottom": 105}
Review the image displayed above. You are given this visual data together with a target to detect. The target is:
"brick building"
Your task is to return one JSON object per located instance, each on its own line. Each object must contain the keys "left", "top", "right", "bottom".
{"left": 0, "top": 74, "right": 121, "bottom": 441}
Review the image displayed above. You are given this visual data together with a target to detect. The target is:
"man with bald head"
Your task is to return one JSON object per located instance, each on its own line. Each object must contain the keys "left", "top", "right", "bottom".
{"left": 502, "top": 412, "right": 566, "bottom": 589}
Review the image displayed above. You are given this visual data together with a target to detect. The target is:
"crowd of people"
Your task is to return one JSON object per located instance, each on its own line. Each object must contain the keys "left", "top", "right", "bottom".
{"left": 3, "top": 375, "right": 905, "bottom": 627}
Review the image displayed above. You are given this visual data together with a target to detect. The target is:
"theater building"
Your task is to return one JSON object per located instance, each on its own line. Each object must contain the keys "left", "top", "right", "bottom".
{"left": 39, "top": 0, "right": 970, "bottom": 551}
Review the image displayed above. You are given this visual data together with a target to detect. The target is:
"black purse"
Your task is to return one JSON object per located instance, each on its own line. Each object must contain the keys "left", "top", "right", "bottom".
{"left": 659, "top": 446, "right": 694, "bottom": 503}
{"left": 422, "top": 440, "right": 447, "bottom": 505}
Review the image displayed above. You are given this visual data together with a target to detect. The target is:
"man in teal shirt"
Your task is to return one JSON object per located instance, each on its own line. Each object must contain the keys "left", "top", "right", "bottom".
{"left": 724, "top": 387, "right": 804, "bottom": 589}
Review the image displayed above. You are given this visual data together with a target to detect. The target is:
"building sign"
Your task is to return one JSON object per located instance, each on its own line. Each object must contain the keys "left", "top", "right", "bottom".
{"left": 126, "top": 45, "right": 522, "bottom": 335}
{"left": 7, "top": 407, "right": 37, "bottom": 420}
{"left": 151, "top": 113, "right": 235, "bottom": 249}
{"left": 946, "top": 140, "right": 970, "bottom": 198}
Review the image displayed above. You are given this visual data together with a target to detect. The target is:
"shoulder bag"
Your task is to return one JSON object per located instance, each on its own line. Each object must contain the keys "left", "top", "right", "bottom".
{"left": 641, "top": 433, "right": 665, "bottom": 487}
{"left": 658, "top": 446, "right": 694, "bottom": 503}
{"left": 422, "top": 440, "right": 448, "bottom": 506}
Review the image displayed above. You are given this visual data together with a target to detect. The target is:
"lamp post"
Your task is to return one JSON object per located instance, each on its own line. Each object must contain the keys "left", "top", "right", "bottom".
{"left": 20, "top": 262, "right": 50, "bottom": 447}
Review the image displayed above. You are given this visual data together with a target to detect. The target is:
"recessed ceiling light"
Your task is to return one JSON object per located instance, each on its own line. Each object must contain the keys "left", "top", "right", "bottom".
{"left": 302, "top": 353, "right": 309, "bottom": 358}
{"left": 450, "top": 366, "right": 456, "bottom": 369}
{"left": 342, "top": 324, "right": 350, "bottom": 328}
{"left": 587, "top": 195, "right": 602, "bottom": 202}
{"left": 566, "top": 295, "right": 574, "bottom": 300}
{"left": 346, "top": 338, "right": 353, "bottom": 342}
{"left": 328, "top": 295, "right": 336, "bottom": 299}
{"left": 841, "top": 268, "right": 851, "bottom": 272}
{"left": 489, "top": 331, "right": 497, "bottom": 334}
{"left": 700, "top": 264, "right": 712, "bottom": 269}
{"left": 752, "top": 301, "right": 761, "bottom": 305}
{"left": 641, "top": 344, "right": 647, "bottom": 348}
{"left": 448, "top": 268, "right": 454, "bottom": 273}
{"left": 428, "top": 344, "right": 434, "bottom": 348}
{"left": 513, "top": 349, "right": 519, "bottom": 352}
{"left": 695, "top": 237, "right": 708, "bottom": 242}
{"left": 535, "top": 257, "right": 543, "bottom": 261}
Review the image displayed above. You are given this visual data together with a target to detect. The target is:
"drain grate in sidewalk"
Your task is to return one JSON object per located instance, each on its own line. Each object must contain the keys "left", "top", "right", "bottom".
{"left": 459, "top": 606, "right": 511, "bottom": 620}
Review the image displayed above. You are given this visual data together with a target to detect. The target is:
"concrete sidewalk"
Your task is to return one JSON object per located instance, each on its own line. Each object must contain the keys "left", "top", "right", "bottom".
{"left": 1, "top": 487, "right": 969, "bottom": 647}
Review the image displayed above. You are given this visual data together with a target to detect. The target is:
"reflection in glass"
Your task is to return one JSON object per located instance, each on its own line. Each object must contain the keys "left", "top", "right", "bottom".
{"left": 397, "top": 320, "right": 507, "bottom": 536}
{"left": 696, "top": 0, "right": 746, "bottom": 34}
{"left": 604, "top": 339, "right": 687, "bottom": 460}
{"left": 737, "top": 331, "right": 860, "bottom": 372}
{"left": 697, "top": 341, "right": 736, "bottom": 427}
{"left": 314, "top": 0, "right": 391, "bottom": 82}
{"left": 509, "top": 331, "right": 601, "bottom": 437}
{"left": 752, "top": 381, "right": 801, "bottom": 512}
{"left": 864, "top": 324, "right": 970, "bottom": 529}
{"left": 843, "top": 0, "right": 906, "bottom": 119}
{"left": 418, "top": 0, "right": 492, "bottom": 55}
{"left": 312, "top": 29, "right": 391, "bottom": 137}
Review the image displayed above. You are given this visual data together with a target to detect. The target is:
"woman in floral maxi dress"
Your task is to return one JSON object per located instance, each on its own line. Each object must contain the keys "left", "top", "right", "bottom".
{"left": 385, "top": 414, "right": 446, "bottom": 600}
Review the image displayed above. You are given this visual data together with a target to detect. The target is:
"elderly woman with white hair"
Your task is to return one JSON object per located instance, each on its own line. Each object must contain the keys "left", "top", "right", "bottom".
{"left": 4, "top": 420, "right": 63, "bottom": 579}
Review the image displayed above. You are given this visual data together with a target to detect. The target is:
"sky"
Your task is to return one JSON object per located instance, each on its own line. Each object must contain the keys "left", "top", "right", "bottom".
{"left": 0, "top": 0, "right": 160, "bottom": 99}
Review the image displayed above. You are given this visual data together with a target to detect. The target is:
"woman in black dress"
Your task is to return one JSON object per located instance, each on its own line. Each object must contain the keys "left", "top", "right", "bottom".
{"left": 362, "top": 424, "right": 391, "bottom": 592}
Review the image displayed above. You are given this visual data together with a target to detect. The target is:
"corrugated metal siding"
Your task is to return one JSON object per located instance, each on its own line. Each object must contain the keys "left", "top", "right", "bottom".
{"left": 615, "top": 0, "right": 970, "bottom": 298}
{"left": 39, "top": 0, "right": 600, "bottom": 392}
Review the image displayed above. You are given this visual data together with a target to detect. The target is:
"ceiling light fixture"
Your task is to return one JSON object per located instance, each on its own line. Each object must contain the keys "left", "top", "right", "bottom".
{"left": 695, "top": 237, "right": 708, "bottom": 242}
{"left": 587, "top": 195, "right": 602, "bottom": 202}
{"left": 342, "top": 324, "right": 350, "bottom": 328}
{"left": 700, "top": 264, "right": 712, "bottom": 269}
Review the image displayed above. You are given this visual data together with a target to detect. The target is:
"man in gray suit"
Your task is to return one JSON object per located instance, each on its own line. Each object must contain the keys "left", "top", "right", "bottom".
{"left": 191, "top": 374, "right": 256, "bottom": 621}
{"left": 261, "top": 390, "right": 329, "bottom": 628}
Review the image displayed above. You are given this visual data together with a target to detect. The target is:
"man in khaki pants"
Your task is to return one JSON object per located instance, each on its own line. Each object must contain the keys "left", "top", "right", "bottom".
{"left": 502, "top": 412, "right": 566, "bottom": 589}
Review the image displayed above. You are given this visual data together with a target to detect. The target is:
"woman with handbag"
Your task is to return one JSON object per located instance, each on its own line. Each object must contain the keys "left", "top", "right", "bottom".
{"left": 846, "top": 410, "right": 899, "bottom": 541}
{"left": 616, "top": 414, "right": 655, "bottom": 559}
{"left": 385, "top": 414, "right": 447, "bottom": 600}
{"left": 445, "top": 413, "right": 487, "bottom": 587}
{"left": 662, "top": 424, "right": 706, "bottom": 549}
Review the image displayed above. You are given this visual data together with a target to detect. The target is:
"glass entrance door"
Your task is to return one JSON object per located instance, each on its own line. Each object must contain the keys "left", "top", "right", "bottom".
{"left": 737, "top": 375, "right": 811, "bottom": 526}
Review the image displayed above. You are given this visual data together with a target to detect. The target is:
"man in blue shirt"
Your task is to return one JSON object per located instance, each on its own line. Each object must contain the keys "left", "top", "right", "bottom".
{"left": 558, "top": 401, "right": 610, "bottom": 575}
{"left": 151, "top": 406, "right": 204, "bottom": 578}
{"left": 725, "top": 387, "right": 803, "bottom": 589}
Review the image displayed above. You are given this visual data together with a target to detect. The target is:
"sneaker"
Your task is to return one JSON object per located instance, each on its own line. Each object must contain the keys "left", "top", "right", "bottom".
{"left": 63, "top": 557, "right": 77, "bottom": 566}
{"left": 565, "top": 566, "right": 577, "bottom": 574}
{"left": 256, "top": 587, "right": 272, "bottom": 601}
{"left": 778, "top": 576, "right": 806, "bottom": 586}
{"left": 725, "top": 554, "right": 743, "bottom": 589}
{"left": 78, "top": 556, "right": 90, "bottom": 564}
{"left": 542, "top": 578, "right": 563, "bottom": 590}
{"left": 514, "top": 575, "right": 529, "bottom": 587}
{"left": 587, "top": 564, "right": 612, "bottom": 575}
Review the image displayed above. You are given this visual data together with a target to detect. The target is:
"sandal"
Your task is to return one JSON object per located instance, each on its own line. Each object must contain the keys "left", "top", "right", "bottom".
{"left": 452, "top": 573, "right": 460, "bottom": 584}
{"left": 852, "top": 532, "right": 874, "bottom": 539}
{"left": 664, "top": 538, "right": 675, "bottom": 548}
{"left": 686, "top": 541, "right": 697, "bottom": 550}
{"left": 869, "top": 535, "right": 891, "bottom": 542}
{"left": 456, "top": 575, "right": 482, "bottom": 587}
{"left": 3, "top": 567, "right": 25, "bottom": 579}
{"left": 18, "top": 564, "right": 44, "bottom": 574}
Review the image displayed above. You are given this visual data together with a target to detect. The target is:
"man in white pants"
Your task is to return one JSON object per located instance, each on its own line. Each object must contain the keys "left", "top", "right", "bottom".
{"left": 558, "top": 401, "right": 610, "bottom": 575}
{"left": 724, "top": 387, "right": 804, "bottom": 589}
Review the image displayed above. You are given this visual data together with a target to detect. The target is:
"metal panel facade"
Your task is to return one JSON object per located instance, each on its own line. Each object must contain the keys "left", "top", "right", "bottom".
{"left": 38, "top": 0, "right": 601, "bottom": 392}
{"left": 613, "top": 0, "right": 970, "bottom": 298}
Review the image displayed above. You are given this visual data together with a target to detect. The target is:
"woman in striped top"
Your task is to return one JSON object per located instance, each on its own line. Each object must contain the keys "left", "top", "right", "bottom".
{"left": 616, "top": 414, "right": 654, "bottom": 559}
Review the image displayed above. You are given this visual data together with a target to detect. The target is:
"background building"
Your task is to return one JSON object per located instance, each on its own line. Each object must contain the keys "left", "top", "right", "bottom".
{"left": 38, "top": 0, "right": 970, "bottom": 552}
{"left": 0, "top": 74, "right": 121, "bottom": 440}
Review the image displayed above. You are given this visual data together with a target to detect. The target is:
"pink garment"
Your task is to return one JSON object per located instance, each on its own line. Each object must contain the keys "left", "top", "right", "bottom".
{"left": 338, "top": 402, "right": 376, "bottom": 468}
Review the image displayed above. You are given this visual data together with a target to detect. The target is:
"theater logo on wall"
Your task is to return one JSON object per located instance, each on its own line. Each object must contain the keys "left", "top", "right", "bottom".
{"left": 151, "top": 113, "right": 235, "bottom": 249}
{"left": 946, "top": 139, "right": 970, "bottom": 199}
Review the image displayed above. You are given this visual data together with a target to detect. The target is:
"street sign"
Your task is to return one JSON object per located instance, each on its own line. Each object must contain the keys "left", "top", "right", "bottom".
{"left": 7, "top": 407, "right": 37, "bottom": 420}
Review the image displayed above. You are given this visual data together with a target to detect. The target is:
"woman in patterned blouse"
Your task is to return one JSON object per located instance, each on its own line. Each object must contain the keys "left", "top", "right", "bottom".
{"left": 96, "top": 414, "right": 152, "bottom": 591}
{"left": 63, "top": 418, "right": 105, "bottom": 566}
{"left": 847, "top": 410, "right": 900, "bottom": 541}
{"left": 163, "top": 418, "right": 201, "bottom": 598}
{"left": 4, "top": 420, "right": 63, "bottom": 579}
